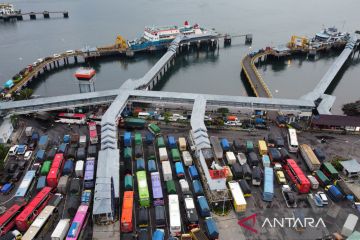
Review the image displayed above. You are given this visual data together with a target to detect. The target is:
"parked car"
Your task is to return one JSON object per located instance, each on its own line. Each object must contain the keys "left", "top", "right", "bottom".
{"left": 282, "top": 185, "right": 297, "bottom": 208}
{"left": 53, "top": 53, "right": 61, "bottom": 58}
{"left": 275, "top": 170, "right": 287, "bottom": 185}
{"left": 24, "top": 151, "right": 33, "bottom": 161}
{"left": 1, "top": 183, "right": 14, "bottom": 194}
{"left": 316, "top": 191, "right": 328, "bottom": 205}
{"left": 66, "top": 50, "right": 75, "bottom": 55}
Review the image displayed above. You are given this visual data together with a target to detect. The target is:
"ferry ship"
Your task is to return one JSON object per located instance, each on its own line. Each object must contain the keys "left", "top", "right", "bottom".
{"left": 314, "top": 27, "right": 349, "bottom": 42}
{"left": 0, "top": 3, "right": 16, "bottom": 15}
{"left": 128, "top": 21, "right": 214, "bottom": 51}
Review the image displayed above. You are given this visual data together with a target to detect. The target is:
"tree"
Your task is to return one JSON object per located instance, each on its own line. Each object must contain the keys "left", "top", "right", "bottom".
{"left": 342, "top": 100, "right": 360, "bottom": 116}
{"left": 10, "top": 114, "right": 19, "bottom": 129}
{"left": 331, "top": 155, "right": 346, "bottom": 171}
{"left": 14, "top": 88, "right": 33, "bottom": 101}
{"left": 163, "top": 112, "right": 171, "bottom": 124}
{"left": 217, "top": 108, "right": 229, "bottom": 116}
{"left": 0, "top": 144, "right": 9, "bottom": 172}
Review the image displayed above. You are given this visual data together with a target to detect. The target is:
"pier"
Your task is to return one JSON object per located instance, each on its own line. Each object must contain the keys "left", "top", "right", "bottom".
{"left": 0, "top": 11, "right": 68, "bottom": 21}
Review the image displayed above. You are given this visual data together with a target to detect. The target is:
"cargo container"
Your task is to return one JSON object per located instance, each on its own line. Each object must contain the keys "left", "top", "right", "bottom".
{"left": 313, "top": 148, "right": 326, "bottom": 162}
{"left": 57, "top": 175, "right": 69, "bottom": 194}
{"left": 155, "top": 206, "right": 166, "bottom": 227}
{"left": 75, "top": 160, "right": 84, "bottom": 178}
{"left": 220, "top": 138, "right": 230, "bottom": 151}
{"left": 124, "top": 174, "right": 133, "bottom": 190}
{"left": 159, "top": 148, "right": 168, "bottom": 161}
{"left": 182, "top": 151, "right": 193, "bottom": 166}
{"left": 67, "top": 147, "right": 76, "bottom": 159}
{"left": 307, "top": 175, "right": 319, "bottom": 190}
{"left": 171, "top": 148, "right": 181, "bottom": 162}
{"left": 87, "top": 145, "right": 97, "bottom": 158}
{"left": 197, "top": 196, "right": 211, "bottom": 217}
{"left": 168, "top": 136, "right": 177, "bottom": 149}
{"left": 252, "top": 167, "right": 262, "bottom": 186}
{"left": 204, "top": 217, "right": 219, "bottom": 240}
{"left": 314, "top": 170, "right": 331, "bottom": 187}
{"left": 135, "top": 145, "right": 143, "bottom": 159}
{"left": 258, "top": 140, "right": 268, "bottom": 155}
{"left": 136, "top": 159, "right": 145, "bottom": 171}
{"left": 268, "top": 148, "right": 282, "bottom": 163}
{"left": 51, "top": 219, "right": 70, "bottom": 240}
{"left": 36, "top": 176, "right": 46, "bottom": 190}
{"left": 148, "top": 160, "right": 157, "bottom": 172}
{"left": 321, "top": 162, "right": 339, "bottom": 180}
{"left": 175, "top": 162, "right": 185, "bottom": 178}
{"left": 62, "top": 160, "right": 74, "bottom": 175}
{"left": 226, "top": 151, "right": 236, "bottom": 165}
{"left": 166, "top": 180, "right": 176, "bottom": 194}
{"left": 162, "top": 161, "right": 172, "bottom": 181}
{"left": 279, "top": 148, "right": 290, "bottom": 162}
{"left": 248, "top": 152, "right": 259, "bottom": 167}
{"left": 299, "top": 144, "right": 321, "bottom": 171}
{"left": 189, "top": 165, "right": 199, "bottom": 180}
{"left": 246, "top": 140, "right": 254, "bottom": 153}
{"left": 40, "top": 161, "right": 52, "bottom": 175}
{"left": 325, "top": 185, "right": 344, "bottom": 202}
{"left": 228, "top": 181, "right": 247, "bottom": 212}
{"left": 135, "top": 133, "right": 142, "bottom": 145}
{"left": 178, "top": 137, "right": 187, "bottom": 151}
{"left": 124, "top": 132, "right": 132, "bottom": 147}
{"left": 262, "top": 155, "right": 270, "bottom": 168}
{"left": 179, "top": 179, "right": 190, "bottom": 194}
{"left": 192, "top": 180, "right": 204, "bottom": 196}
{"left": 210, "top": 136, "right": 223, "bottom": 160}
{"left": 157, "top": 137, "right": 165, "bottom": 148}
{"left": 341, "top": 214, "right": 359, "bottom": 237}
{"left": 38, "top": 135, "right": 49, "bottom": 150}
{"left": 231, "top": 162, "right": 242, "bottom": 179}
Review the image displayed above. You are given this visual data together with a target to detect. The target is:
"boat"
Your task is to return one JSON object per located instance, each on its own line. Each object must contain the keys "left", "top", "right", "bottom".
{"left": 127, "top": 21, "right": 214, "bottom": 51}
{"left": 74, "top": 67, "right": 96, "bottom": 80}
{"left": 314, "top": 27, "right": 349, "bottom": 42}
{"left": 0, "top": 3, "right": 16, "bottom": 15}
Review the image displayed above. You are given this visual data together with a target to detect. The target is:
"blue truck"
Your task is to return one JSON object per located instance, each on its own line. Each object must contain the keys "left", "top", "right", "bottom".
{"left": 63, "top": 134, "right": 71, "bottom": 143}
{"left": 148, "top": 160, "right": 157, "bottom": 172}
{"left": 124, "top": 132, "right": 132, "bottom": 147}
{"left": 36, "top": 149, "right": 45, "bottom": 163}
{"left": 145, "top": 133, "right": 154, "bottom": 145}
{"left": 63, "top": 159, "right": 74, "bottom": 175}
{"left": 38, "top": 135, "right": 49, "bottom": 150}
{"left": 220, "top": 138, "right": 230, "bottom": 151}
{"left": 197, "top": 196, "right": 211, "bottom": 217}
{"left": 1, "top": 183, "right": 14, "bottom": 194}
{"left": 167, "top": 136, "right": 177, "bottom": 149}
{"left": 189, "top": 165, "right": 199, "bottom": 180}
{"left": 36, "top": 176, "right": 46, "bottom": 190}
{"left": 325, "top": 185, "right": 344, "bottom": 202}
{"left": 58, "top": 143, "right": 68, "bottom": 154}
{"left": 193, "top": 180, "right": 204, "bottom": 196}
{"left": 205, "top": 217, "right": 219, "bottom": 240}
{"left": 152, "top": 229, "right": 164, "bottom": 240}
{"left": 175, "top": 162, "right": 185, "bottom": 178}
{"left": 263, "top": 167, "right": 274, "bottom": 202}
{"left": 136, "top": 159, "right": 145, "bottom": 171}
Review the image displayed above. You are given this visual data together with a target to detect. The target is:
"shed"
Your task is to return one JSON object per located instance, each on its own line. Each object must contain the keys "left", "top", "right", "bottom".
{"left": 311, "top": 115, "right": 360, "bottom": 132}
{"left": 0, "top": 118, "right": 14, "bottom": 144}
{"left": 340, "top": 159, "right": 360, "bottom": 178}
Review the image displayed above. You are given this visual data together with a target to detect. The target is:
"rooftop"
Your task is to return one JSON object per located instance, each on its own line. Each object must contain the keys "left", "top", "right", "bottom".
{"left": 340, "top": 159, "right": 360, "bottom": 173}
{"left": 311, "top": 114, "right": 360, "bottom": 127}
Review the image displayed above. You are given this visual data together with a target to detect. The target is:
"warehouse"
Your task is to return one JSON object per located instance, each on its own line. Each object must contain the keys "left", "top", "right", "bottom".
{"left": 310, "top": 115, "right": 360, "bottom": 132}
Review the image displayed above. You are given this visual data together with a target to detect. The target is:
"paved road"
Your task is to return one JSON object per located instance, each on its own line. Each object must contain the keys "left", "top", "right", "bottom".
{"left": 242, "top": 55, "right": 269, "bottom": 98}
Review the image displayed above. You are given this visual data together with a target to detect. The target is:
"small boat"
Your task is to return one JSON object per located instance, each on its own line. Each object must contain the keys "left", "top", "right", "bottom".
{"left": 74, "top": 67, "right": 96, "bottom": 80}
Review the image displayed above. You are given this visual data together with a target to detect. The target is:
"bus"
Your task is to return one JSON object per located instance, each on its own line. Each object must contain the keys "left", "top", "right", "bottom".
{"left": 84, "top": 158, "right": 95, "bottom": 189}
{"left": 284, "top": 159, "right": 310, "bottom": 193}
{"left": 0, "top": 202, "right": 26, "bottom": 236}
{"left": 55, "top": 113, "right": 87, "bottom": 125}
{"left": 151, "top": 172, "right": 164, "bottom": 206}
{"left": 321, "top": 162, "right": 339, "bottom": 180}
{"left": 66, "top": 205, "right": 89, "bottom": 240}
{"left": 136, "top": 171, "right": 150, "bottom": 207}
{"left": 263, "top": 167, "right": 274, "bottom": 202}
{"left": 16, "top": 187, "right": 53, "bottom": 232}
{"left": 14, "top": 170, "right": 36, "bottom": 198}
{"left": 299, "top": 144, "right": 320, "bottom": 171}
{"left": 228, "top": 181, "right": 246, "bottom": 212}
{"left": 47, "top": 153, "right": 65, "bottom": 188}
{"left": 120, "top": 191, "right": 134, "bottom": 233}
{"left": 169, "top": 194, "right": 181, "bottom": 236}
{"left": 287, "top": 129, "right": 298, "bottom": 153}
{"left": 148, "top": 123, "right": 161, "bottom": 136}
{"left": 88, "top": 122, "right": 98, "bottom": 145}
{"left": 22, "top": 205, "right": 56, "bottom": 240}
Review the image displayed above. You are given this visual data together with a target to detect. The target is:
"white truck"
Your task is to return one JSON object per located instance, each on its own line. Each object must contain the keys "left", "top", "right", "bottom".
{"left": 75, "top": 160, "right": 84, "bottom": 178}
{"left": 341, "top": 214, "right": 359, "bottom": 237}
{"left": 179, "top": 179, "right": 190, "bottom": 194}
{"left": 226, "top": 152, "right": 236, "bottom": 165}
{"left": 162, "top": 161, "right": 172, "bottom": 181}
{"left": 307, "top": 175, "right": 319, "bottom": 190}
{"left": 51, "top": 219, "right": 70, "bottom": 240}
{"left": 178, "top": 137, "right": 187, "bottom": 151}
{"left": 159, "top": 147, "right": 168, "bottom": 161}
{"left": 182, "top": 151, "right": 193, "bottom": 166}
{"left": 25, "top": 127, "right": 33, "bottom": 137}
{"left": 79, "top": 135, "right": 87, "bottom": 148}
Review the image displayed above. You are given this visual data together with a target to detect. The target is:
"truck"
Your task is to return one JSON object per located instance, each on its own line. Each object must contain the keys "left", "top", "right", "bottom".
{"left": 148, "top": 160, "right": 157, "bottom": 172}
{"left": 313, "top": 148, "right": 326, "bottom": 162}
{"left": 75, "top": 160, "right": 84, "bottom": 178}
{"left": 159, "top": 147, "right": 168, "bottom": 161}
{"left": 124, "top": 132, "right": 132, "bottom": 147}
{"left": 239, "top": 179, "right": 251, "bottom": 197}
{"left": 145, "top": 133, "right": 154, "bottom": 145}
{"left": 175, "top": 162, "right": 185, "bottom": 178}
{"left": 79, "top": 135, "right": 87, "bottom": 148}
{"left": 124, "top": 118, "right": 146, "bottom": 129}
{"left": 192, "top": 180, "right": 204, "bottom": 196}
{"left": 220, "top": 138, "right": 230, "bottom": 151}
{"left": 190, "top": 228, "right": 209, "bottom": 240}
{"left": 134, "top": 132, "right": 142, "bottom": 145}
{"left": 168, "top": 136, "right": 177, "bottom": 148}
{"left": 189, "top": 165, "right": 199, "bottom": 180}
{"left": 70, "top": 133, "right": 79, "bottom": 148}
{"left": 252, "top": 167, "right": 262, "bottom": 186}
{"left": 299, "top": 144, "right": 321, "bottom": 171}
{"left": 63, "top": 134, "right": 70, "bottom": 143}
{"left": 166, "top": 180, "right": 176, "bottom": 194}
{"left": 307, "top": 175, "right": 319, "bottom": 190}
{"left": 246, "top": 140, "right": 254, "bottom": 153}
{"left": 321, "top": 162, "right": 339, "bottom": 180}
{"left": 62, "top": 159, "right": 74, "bottom": 175}
{"left": 262, "top": 155, "right": 270, "bottom": 168}
{"left": 314, "top": 170, "right": 330, "bottom": 187}
{"left": 135, "top": 145, "right": 143, "bottom": 159}
{"left": 178, "top": 137, "right": 187, "bottom": 151}
{"left": 258, "top": 140, "right": 268, "bottom": 155}
{"left": 124, "top": 174, "right": 133, "bottom": 190}
{"left": 51, "top": 219, "right": 70, "bottom": 240}
{"left": 148, "top": 123, "right": 161, "bottom": 136}
{"left": 57, "top": 175, "right": 69, "bottom": 194}
{"left": 162, "top": 161, "right": 172, "bottom": 181}
{"left": 204, "top": 217, "right": 219, "bottom": 240}
{"left": 136, "top": 159, "right": 145, "bottom": 171}
{"left": 38, "top": 135, "right": 49, "bottom": 150}
{"left": 25, "top": 126, "right": 33, "bottom": 137}
{"left": 268, "top": 148, "right": 282, "bottom": 163}
{"left": 226, "top": 151, "right": 236, "bottom": 165}
{"left": 248, "top": 152, "right": 259, "bottom": 167}
{"left": 179, "top": 179, "right": 190, "bottom": 194}
{"left": 41, "top": 160, "right": 52, "bottom": 175}
{"left": 36, "top": 176, "right": 46, "bottom": 190}
{"left": 341, "top": 214, "right": 359, "bottom": 237}
{"left": 152, "top": 229, "right": 165, "bottom": 240}
{"left": 171, "top": 148, "right": 181, "bottom": 162}
{"left": 58, "top": 143, "right": 68, "bottom": 154}
{"left": 157, "top": 137, "right": 165, "bottom": 148}
{"left": 325, "top": 185, "right": 344, "bottom": 202}
{"left": 182, "top": 151, "right": 193, "bottom": 166}
{"left": 184, "top": 195, "right": 199, "bottom": 229}
{"left": 197, "top": 196, "right": 211, "bottom": 217}
{"left": 231, "top": 162, "right": 242, "bottom": 180}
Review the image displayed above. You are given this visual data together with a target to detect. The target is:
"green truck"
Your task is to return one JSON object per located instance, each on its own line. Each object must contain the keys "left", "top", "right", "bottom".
{"left": 314, "top": 170, "right": 331, "bottom": 187}
{"left": 321, "top": 162, "right": 339, "bottom": 180}
{"left": 157, "top": 137, "right": 165, "bottom": 148}
{"left": 124, "top": 174, "right": 133, "bottom": 190}
{"left": 135, "top": 133, "right": 142, "bottom": 145}
{"left": 148, "top": 123, "right": 161, "bottom": 136}
{"left": 124, "top": 118, "right": 146, "bottom": 129}
{"left": 166, "top": 180, "right": 176, "bottom": 194}
{"left": 124, "top": 147, "right": 133, "bottom": 160}
{"left": 40, "top": 161, "right": 51, "bottom": 176}
{"left": 171, "top": 148, "right": 181, "bottom": 162}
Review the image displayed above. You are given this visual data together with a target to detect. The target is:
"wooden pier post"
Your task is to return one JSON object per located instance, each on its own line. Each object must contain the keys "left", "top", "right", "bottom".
{"left": 43, "top": 11, "right": 50, "bottom": 19}
{"left": 29, "top": 12, "right": 36, "bottom": 20}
